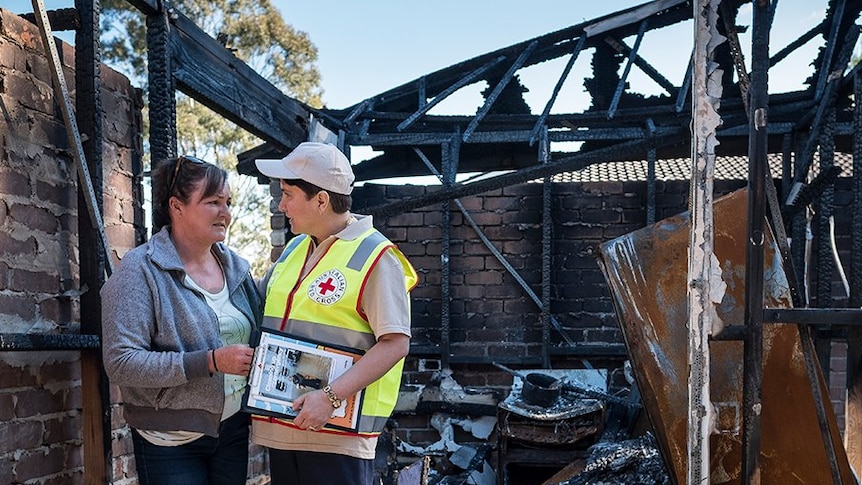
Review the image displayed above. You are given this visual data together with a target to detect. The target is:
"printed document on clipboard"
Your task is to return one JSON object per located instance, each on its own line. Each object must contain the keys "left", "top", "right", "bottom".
{"left": 242, "top": 327, "right": 365, "bottom": 433}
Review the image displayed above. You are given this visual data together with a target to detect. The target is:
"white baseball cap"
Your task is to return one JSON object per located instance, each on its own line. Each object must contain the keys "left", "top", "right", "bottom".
{"left": 255, "top": 142, "right": 355, "bottom": 195}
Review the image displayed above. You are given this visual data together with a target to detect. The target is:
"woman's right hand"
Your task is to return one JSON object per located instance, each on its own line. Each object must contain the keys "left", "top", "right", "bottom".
{"left": 212, "top": 344, "right": 255, "bottom": 376}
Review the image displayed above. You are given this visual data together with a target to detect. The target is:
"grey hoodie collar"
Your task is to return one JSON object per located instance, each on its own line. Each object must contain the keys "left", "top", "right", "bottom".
{"left": 147, "top": 226, "right": 250, "bottom": 278}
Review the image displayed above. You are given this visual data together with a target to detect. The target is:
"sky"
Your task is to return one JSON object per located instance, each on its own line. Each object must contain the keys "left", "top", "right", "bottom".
{"left": 5, "top": 0, "right": 834, "bottom": 115}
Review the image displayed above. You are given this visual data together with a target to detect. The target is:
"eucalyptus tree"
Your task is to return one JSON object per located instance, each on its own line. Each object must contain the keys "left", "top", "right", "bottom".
{"left": 101, "top": 0, "right": 323, "bottom": 274}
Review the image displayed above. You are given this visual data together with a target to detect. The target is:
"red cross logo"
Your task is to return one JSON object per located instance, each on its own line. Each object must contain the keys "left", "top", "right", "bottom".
{"left": 318, "top": 277, "right": 336, "bottom": 295}
{"left": 309, "top": 269, "right": 346, "bottom": 305}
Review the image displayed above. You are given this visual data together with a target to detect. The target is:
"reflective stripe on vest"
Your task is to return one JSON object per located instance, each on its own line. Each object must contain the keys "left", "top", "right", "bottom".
{"left": 262, "top": 228, "right": 416, "bottom": 435}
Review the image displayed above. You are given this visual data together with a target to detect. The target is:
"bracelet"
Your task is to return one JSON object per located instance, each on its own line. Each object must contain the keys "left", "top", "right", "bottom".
{"left": 322, "top": 385, "right": 342, "bottom": 409}
{"left": 211, "top": 349, "right": 220, "bottom": 373}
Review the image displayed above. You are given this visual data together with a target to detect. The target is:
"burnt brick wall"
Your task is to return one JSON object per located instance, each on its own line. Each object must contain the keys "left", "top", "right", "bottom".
{"left": 2, "top": 9, "right": 278, "bottom": 485}
{"left": 0, "top": 8, "right": 141, "bottom": 484}
{"left": 354, "top": 179, "right": 747, "bottom": 365}
{"left": 0, "top": 9, "right": 273, "bottom": 484}
{"left": 350, "top": 177, "right": 862, "bottom": 448}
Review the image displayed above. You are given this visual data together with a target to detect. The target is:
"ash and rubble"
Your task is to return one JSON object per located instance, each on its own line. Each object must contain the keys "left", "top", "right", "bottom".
{"left": 384, "top": 367, "right": 669, "bottom": 485}
{"left": 552, "top": 433, "right": 670, "bottom": 485}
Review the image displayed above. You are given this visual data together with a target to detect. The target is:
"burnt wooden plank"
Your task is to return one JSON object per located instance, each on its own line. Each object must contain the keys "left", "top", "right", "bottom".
{"left": 74, "top": 0, "right": 112, "bottom": 481}
{"left": 353, "top": 126, "right": 676, "bottom": 148}
{"left": 607, "top": 19, "right": 649, "bottom": 119}
{"left": 168, "top": 10, "right": 309, "bottom": 150}
{"left": 397, "top": 56, "right": 505, "bottom": 132}
{"left": 603, "top": 34, "right": 676, "bottom": 97}
{"left": 463, "top": 42, "right": 537, "bottom": 141}
{"left": 147, "top": 6, "right": 177, "bottom": 162}
{"left": 0, "top": 333, "right": 100, "bottom": 350}
{"left": 125, "top": 0, "right": 158, "bottom": 15}
{"left": 530, "top": 36, "right": 587, "bottom": 145}
{"left": 582, "top": 0, "right": 685, "bottom": 37}
{"left": 770, "top": 21, "right": 824, "bottom": 67}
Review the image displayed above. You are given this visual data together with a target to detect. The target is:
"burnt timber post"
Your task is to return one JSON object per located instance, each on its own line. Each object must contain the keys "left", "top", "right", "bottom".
{"left": 687, "top": 0, "right": 723, "bottom": 483}
{"left": 742, "top": 0, "right": 771, "bottom": 483}
{"left": 847, "top": 51, "right": 862, "bottom": 479}
{"left": 72, "top": 0, "right": 113, "bottom": 481}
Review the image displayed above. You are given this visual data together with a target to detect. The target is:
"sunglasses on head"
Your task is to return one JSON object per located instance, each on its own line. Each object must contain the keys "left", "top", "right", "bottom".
{"left": 168, "top": 155, "right": 208, "bottom": 195}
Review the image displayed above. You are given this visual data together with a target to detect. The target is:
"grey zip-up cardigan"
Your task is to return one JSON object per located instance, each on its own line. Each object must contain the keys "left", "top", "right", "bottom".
{"left": 101, "top": 226, "right": 262, "bottom": 437}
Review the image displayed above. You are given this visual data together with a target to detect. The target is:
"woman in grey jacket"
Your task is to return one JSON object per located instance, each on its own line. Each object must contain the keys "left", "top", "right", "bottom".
{"left": 102, "top": 155, "right": 262, "bottom": 485}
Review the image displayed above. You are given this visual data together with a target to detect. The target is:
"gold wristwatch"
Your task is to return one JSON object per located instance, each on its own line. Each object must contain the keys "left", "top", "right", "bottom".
{"left": 322, "top": 385, "right": 342, "bottom": 408}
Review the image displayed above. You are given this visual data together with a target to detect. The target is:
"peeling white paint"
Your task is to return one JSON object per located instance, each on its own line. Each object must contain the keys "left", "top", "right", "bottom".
{"left": 435, "top": 369, "right": 498, "bottom": 406}
{"left": 397, "top": 371, "right": 499, "bottom": 457}
{"left": 687, "top": 0, "right": 724, "bottom": 483}
{"left": 395, "top": 384, "right": 425, "bottom": 411}
{"left": 397, "top": 413, "right": 462, "bottom": 455}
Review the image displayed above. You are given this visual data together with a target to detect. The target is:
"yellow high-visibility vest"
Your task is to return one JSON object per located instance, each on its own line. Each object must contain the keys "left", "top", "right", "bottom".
{"left": 262, "top": 228, "right": 417, "bottom": 435}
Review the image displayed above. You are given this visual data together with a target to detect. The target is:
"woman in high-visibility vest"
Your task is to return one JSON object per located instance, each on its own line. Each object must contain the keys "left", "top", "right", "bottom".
{"left": 252, "top": 142, "right": 418, "bottom": 485}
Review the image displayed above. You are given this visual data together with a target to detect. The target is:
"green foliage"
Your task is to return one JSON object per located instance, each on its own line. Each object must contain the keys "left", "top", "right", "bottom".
{"left": 101, "top": 0, "right": 323, "bottom": 273}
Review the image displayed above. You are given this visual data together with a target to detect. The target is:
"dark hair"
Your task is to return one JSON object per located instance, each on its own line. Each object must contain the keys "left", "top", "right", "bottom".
{"left": 284, "top": 178, "right": 352, "bottom": 214}
{"left": 151, "top": 156, "right": 228, "bottom": 231}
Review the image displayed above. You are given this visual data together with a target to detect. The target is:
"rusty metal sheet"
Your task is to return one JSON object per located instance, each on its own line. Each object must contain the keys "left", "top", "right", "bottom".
{"left": 596, "top": 189, "right": 854, "bottom": 484}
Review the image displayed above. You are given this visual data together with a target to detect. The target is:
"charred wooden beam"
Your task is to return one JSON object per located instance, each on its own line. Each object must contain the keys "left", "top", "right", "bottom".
{"left": 790, "top": 25, "right": 861, "bottom": 200}
{"left": 603, "top": 34, "right": 677, "bottom": 97}
{"left": 675, "top": 50, "right": 693, "bottom": 112}
{"left": 463, "top": 42, "right": 537, "bottom": 141}
{"left": 529, "top": 36, "right": 587, "bottom": 146}
{"left": 350, "top": 0, "right": 695, "bottom": 114}
{"left": 815, "top": 0, "right": 847, "bottom": 99}
{"left": 608, "top": 19, "right": 649, "bottom": 119}
{"left": 359, "top": 131, "right": 685, "bottom": 218}
{"left": 0, "top": 333, "right": 100, "bottom": 351}
{"left": 720, "top": 0, "right": 751, "bottom": 112}
{"left": 124, "top": 0, "right": 158, "bottom": 15}
{"left": 358, "top": 125, "right": 682, "bottom": 147}
{"left": 769, "top": 21, "right": 824, "bottom": 67}
{"left": 74, "top": 0, "right": 112, "bottom": 482}
{"left": 742, "top": 1, "right": 769, "bottom": 480}
{"left": 583, "top": 0, "right": 685, "bottom": 37}
{"left": 147, "top": 5, "right": 177, "bottom": 163}
{"left": 167, "top": 9, "right": 308, "bottom": 151}
{"left": 396, "top": 56, "right": 505, "bottom": 132}
{"left": 848, "top": 67, "right": 862, "bottom": 478}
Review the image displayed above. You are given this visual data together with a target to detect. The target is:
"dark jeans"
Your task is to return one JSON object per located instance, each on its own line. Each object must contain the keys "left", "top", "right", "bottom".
{"left": 268, "top": 448, "right": 373, "bottom": 485}
{"left": 131, "top": 412, "right": 250, "bottom": 485}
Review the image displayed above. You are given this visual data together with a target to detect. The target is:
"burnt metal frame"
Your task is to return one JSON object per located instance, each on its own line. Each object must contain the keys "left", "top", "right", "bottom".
{"left": 298, "top": 0, "right": 862, "bottom": 478}
{"left": 292, "top": 1, "right": 862, "bottom": 373}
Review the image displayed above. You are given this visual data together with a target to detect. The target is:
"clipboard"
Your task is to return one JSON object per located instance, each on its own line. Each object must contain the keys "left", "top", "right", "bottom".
{"left": 242, "top": 326, "right": 365, "bottom": 433}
